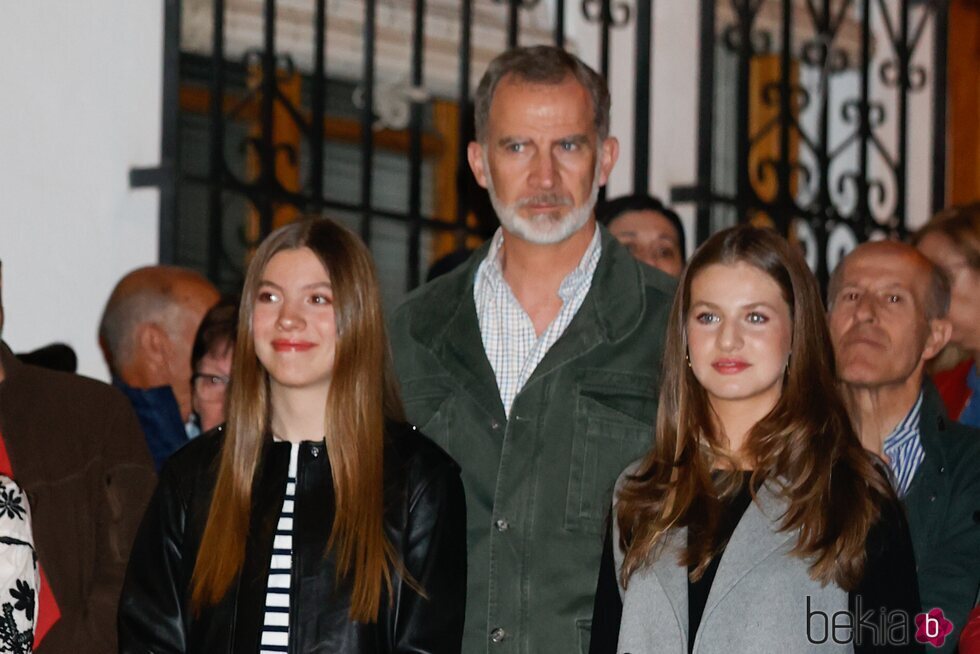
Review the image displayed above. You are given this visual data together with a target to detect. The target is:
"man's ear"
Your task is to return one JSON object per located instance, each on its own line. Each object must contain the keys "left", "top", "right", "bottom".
{"left": 922, "top": 317, "right": 953, "bottom": 362}
{"left": 467, "top": 141, "right": 489, "bottom": 189}
{"left": 137, "top": 322, "right": 174, "bottom": 372}
{"left": 597, "top": 136, "right": 620, "bottom": 187}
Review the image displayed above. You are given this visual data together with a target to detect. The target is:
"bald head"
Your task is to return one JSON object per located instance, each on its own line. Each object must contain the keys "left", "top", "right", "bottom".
{"left": 100, "top": 266, "right": 218, "bottom": 419}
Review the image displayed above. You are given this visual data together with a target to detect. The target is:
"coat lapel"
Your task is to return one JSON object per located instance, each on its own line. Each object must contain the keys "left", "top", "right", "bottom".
{"left": 699, "top": 483, "right": 796, "bottom": 622}
{"left": 650, "top": 529, "right": 691, "bottom": 643}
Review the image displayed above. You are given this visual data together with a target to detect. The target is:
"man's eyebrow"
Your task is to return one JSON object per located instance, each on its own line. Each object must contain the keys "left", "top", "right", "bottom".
{"left": 497, "top": 136, "right": 525, "bottom": 147}
{"left": 557, "top": 134, "right": 589, "bottom": 145}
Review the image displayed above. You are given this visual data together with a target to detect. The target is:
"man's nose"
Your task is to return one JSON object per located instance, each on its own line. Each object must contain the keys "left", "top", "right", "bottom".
{"left": 529, "top": 151, "right": 557, "bottom": 189}
{"left": 854, "top": 293, "right": 877, "bottom": 322}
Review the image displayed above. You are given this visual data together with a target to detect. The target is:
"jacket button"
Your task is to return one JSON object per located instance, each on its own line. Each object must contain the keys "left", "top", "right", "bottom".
{"left": 938, "top": 465, "right": 945, "bottom": 474}
{"left": 310, "top": 445, "right": 320, "bottom": 458}
{"left": 489, "top": 627, "right": 506, "bottom": 643}
{"left": 495, "top": 518, "right": 510, "bottom": 532}
{"left": 490, "top": 419, "right": 501, "bottom": 431}
{"left": 929, "top": 494, "right": 937, "bottom": 502}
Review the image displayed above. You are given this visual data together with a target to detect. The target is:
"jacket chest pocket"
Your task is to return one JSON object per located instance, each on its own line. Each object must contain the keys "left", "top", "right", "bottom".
{"left": 401, "top": 376, "right": 455, "bottom": 452}
{"left": 564, "top": 372, "right": 657, "bottom": 535}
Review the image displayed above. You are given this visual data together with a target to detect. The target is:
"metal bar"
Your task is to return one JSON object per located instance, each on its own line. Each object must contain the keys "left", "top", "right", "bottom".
{"left": 157, "top": 0, "right": 181, "bottom": 264}
{"left": 735, "top": 3, "right": 753, "bottom": 222}
{"left": 455, "top": 0, "right": 473, "bottom": 249}
{"left": 857, "top": 0, "right": 872, "bottom": 235}
{"left": 931, "top": 0, "right": 948, "bottom": 214}
{"left": 599, "top": 0, "right": 611, "bottom": 80}
{"left": 817, "top": 0, "right": 832, "bottom": 213}
{"left": 895, "top": 0, "right": 910, "bottom": 236}
{"left": 632, "top": 0, "right": 652, "bottom": 193}
{"left": 508, "top": 0, "right": 520, "bottom": 48}
{"left": 360, "top": 0, "right": 377, "bottom": 244}
{"left": 260, "top": 0, "right": 277, "bottom": 239}
{"left": 777, "top": 0, "right": 794, "bottom": 236}
{"left": 207, "top": 0, "right": 226, "bottom": 281}
{"left": 555, "top": 0, "right": 566, "bottom": 47}
{"left": 309, "top": 0, "right": 327, "bottom": 208}
{"left": 694, "top": 0, "right": 716, "bottom": 244}
{"left": 182, "top": 172, "right": 487, "bottom": 234}
{"left": 407, "top": 0, "right": 426, "bottom": 290}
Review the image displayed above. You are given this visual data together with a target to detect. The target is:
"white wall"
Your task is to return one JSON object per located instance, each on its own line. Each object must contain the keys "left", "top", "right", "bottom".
{"left": 0, "top": 1, "right": 163, "bottom": 381}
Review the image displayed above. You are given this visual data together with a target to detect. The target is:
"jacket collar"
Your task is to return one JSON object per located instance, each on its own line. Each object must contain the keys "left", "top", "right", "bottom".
{"left": 404, "top": 227, "right": 650, "bottom": 420}
{"left": 407, "top": 225, "right": 648, "bottom": 350}
{"left": 917, "top": 379, "right": 951, "bottom": 459}
{"left": 0, "top": 341, "right": 25, "bottom": 387}
{"left": 649, "top": 482, "right": 797, "bottom": 643}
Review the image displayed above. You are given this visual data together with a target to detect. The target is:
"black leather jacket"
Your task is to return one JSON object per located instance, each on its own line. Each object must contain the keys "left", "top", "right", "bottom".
{"left": 118, "top": 422, "right": 467, "bottom": 653}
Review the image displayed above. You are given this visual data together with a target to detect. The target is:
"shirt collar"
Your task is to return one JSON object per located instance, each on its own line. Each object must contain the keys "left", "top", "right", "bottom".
{"left": 882, "top": 391, "right": 924, "bottom": 452}
{"left": 476, "top": 224, "right": 602, "bottom": 297}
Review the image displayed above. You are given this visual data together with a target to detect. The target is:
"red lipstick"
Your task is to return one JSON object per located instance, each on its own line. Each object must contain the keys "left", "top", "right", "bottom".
{"left": 271, "top": 339, "right": 315, "bottom": 352}
{"left": 711, "top": 359, "right": 750, "bottom": 374}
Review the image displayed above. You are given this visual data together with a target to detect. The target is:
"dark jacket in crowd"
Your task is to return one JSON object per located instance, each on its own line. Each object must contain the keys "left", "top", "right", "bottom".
{"left": 389, "top": 228, "right": 674, "bottom": 654}
{"left": 118, "top": 422, "right": 467, "bottom": 653}
{"left": 905, "top": 383, "right": 980, "bottom": 652}
{"left": 0, "top": 342, "right": 156, "bottom": 654}
{"left": 114, "top": 378, "right": 188, "bottom": 471}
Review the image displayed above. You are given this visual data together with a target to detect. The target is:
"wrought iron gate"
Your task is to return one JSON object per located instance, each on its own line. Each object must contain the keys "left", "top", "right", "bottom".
{"left": 671, "top": 0, "right": 949, "bottom": 285}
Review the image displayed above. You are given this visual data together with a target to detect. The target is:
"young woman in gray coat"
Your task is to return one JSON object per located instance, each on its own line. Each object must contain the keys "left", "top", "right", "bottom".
{"left": 591, "top": 226, "right": 924, "bottom": 654}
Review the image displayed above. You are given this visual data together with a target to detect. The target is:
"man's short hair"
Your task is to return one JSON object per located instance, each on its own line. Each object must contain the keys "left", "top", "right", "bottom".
{"left": 473, "top": 45, "right": 610, "bottom": 143}
{"left": 827, "top": 246, "right": 951, "bottom": 321}
{"left": 98, "top": 267, "right": 211, "bottom": 373}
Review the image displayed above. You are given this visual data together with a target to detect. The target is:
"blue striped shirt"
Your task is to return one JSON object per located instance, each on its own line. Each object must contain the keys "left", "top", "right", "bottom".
{"left": 882, "top": 392, "right": 925, "bottom": 497}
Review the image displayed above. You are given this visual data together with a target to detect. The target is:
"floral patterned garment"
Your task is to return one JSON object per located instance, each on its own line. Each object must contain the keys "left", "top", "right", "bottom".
{"left": 0, "top": 475, "right": 37, "bottom": 654}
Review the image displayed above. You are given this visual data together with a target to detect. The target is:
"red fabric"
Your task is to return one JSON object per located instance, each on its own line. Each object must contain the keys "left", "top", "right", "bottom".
{"left": 0, "top": 434, "right": 61, "bottom": 645}
{"left": 960, "top": 606, "right": 980, "bottom": 654}
{"left": 933, "top": 358, "right": 974, "bottom": 421}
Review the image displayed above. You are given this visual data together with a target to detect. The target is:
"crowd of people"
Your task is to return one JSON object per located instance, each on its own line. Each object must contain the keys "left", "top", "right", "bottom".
{"left": 0, "top": 44, "right": 977, "bottom": 653}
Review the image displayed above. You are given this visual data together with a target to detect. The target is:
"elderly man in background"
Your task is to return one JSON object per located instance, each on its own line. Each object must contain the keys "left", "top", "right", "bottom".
{"left": 0, "top": 259, "right": 155, "bottom": 653}
{"left": 99, "top": 265, "right": 218, "bottom": 470}
{"left": 390, "top": 46, "right": 673, "bottom": 653}
{"left": 828, "top": 241, "right": 980, "bottom": 652}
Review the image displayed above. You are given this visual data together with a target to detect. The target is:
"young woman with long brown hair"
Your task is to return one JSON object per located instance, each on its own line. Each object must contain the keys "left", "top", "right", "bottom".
{"left": 118, "top": 217, "right": 467, "bottom": 653}
{"left": 590, "top": 226, "right": 922, "bottom": 653}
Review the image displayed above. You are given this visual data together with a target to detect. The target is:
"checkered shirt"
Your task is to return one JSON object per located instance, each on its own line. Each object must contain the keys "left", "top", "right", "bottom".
{"left": 882, "top": 391, "right": 925, "bottom": 497}
{"left": 474, "top": 226, "right": 602, "bottom": 417}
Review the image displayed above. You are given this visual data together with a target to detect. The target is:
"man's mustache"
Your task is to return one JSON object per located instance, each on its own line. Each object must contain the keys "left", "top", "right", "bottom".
{"left": 515, "top": 194, "right": 574, "bottom": 208}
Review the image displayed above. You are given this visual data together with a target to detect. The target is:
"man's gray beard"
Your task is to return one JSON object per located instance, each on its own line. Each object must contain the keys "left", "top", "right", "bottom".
{"left": 484, "top": 155, "right": 602, "bottom": 245}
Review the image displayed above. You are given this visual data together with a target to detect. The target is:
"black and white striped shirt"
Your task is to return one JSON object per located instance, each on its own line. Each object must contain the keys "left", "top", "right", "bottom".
{"left": 260, "top": 443, "right": 298, "bottom": 653}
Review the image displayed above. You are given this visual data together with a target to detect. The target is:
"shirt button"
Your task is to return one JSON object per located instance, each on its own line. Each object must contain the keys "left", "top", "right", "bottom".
{"left": 310, "top": 445, "right": 320, "bottom": 458}
{"left": 495, "top": 518, "right": 510, "bottom": 532}
{"left": 489, "top": 627, "right": 506, "bottom": 643}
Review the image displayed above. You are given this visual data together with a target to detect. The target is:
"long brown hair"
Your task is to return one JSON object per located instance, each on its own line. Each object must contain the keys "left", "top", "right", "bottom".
{"left": 616, "top": 226, "right": 893, "bottom": 591}
{"left": 190, "top": 217, "right": 406, "bottom": 622}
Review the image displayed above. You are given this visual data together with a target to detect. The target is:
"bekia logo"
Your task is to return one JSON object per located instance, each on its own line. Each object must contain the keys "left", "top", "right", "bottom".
{"left": 806, "top": 597, "right": 955, "bottom": 648}
{"left": 915, "top": 608, "right": 954, "bottom": 648}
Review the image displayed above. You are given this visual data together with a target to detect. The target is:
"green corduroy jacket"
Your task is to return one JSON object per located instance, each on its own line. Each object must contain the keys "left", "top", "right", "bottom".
{"left": 905, "top": 382, "right": 980, "bottom": 653}
{"left": 389, "top": 227, "right": 675, "bottom": 654}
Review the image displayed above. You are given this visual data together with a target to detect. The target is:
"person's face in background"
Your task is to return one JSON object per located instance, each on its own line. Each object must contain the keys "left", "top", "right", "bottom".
{"left": 608, "top": 210, "right": 684, "bottom": 276}
{"left": 916, "top": 231, "right": 980, "bottom": 355}
{"left": 192, "top": 341, "right": 233, "bottom": 432}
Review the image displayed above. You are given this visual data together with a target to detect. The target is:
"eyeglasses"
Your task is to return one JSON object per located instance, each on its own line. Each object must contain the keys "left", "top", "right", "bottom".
{"left": 192, "top": 373, "right": 231, "bottom": 401}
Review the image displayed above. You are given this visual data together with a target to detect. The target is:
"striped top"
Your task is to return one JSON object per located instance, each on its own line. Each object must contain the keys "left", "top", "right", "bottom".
{"left": 474, "top": 226, "right": 602, "bottom": 416}
{"left": 882, "top": 391, "right": 925, "bottom": 497}
{"left": 260, "top": 443, "right": 298, "bottom": 653}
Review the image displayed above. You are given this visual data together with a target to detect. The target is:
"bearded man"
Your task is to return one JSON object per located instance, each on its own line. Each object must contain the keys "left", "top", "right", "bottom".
{"left": 389, "top": 46, "right": 674, "bottom": 654}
